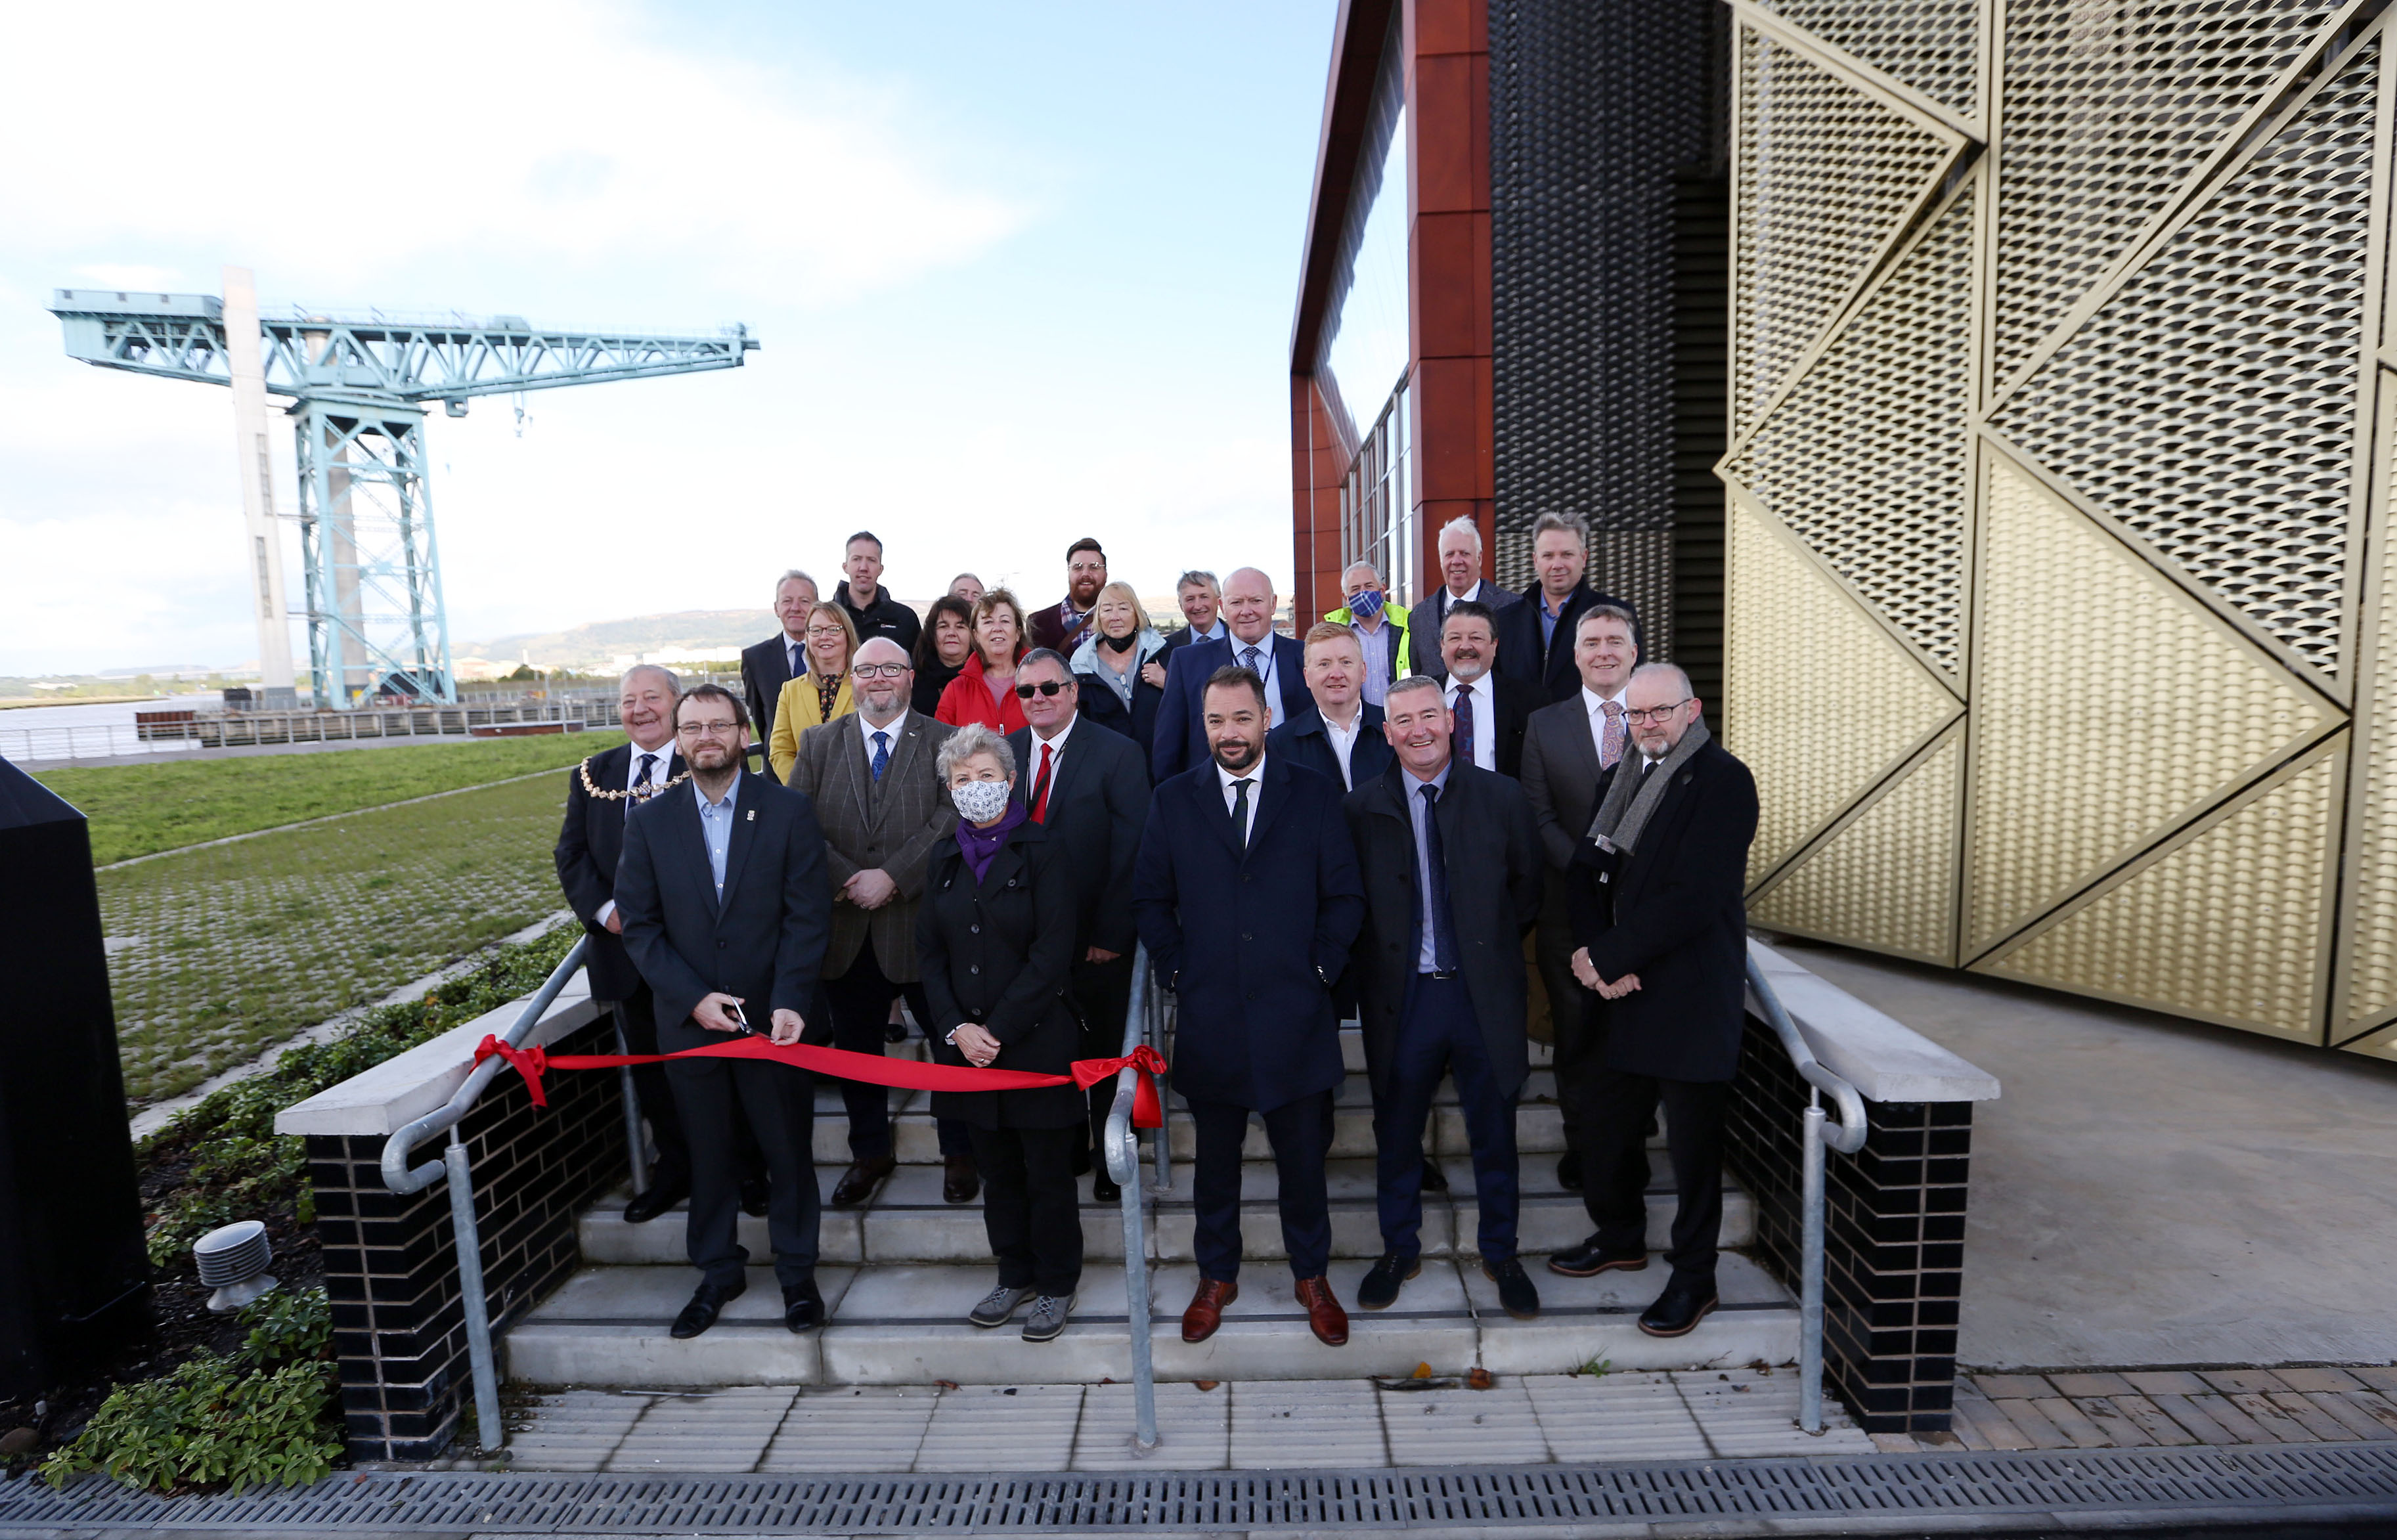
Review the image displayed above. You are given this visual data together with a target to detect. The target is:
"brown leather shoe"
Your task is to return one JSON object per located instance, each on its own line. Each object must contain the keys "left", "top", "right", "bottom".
{"left": 829, "top": 1155, "right": 895, "bottom": 1208}
{"left": 1181, "top": 1277, "right": 1239, "bottom": 1343}
{"left": 943, "top": 1155, "right": 980, "bottom": 1204}
{"left": 1293, "top": 1275, "right": 1348, "bottom": 1346}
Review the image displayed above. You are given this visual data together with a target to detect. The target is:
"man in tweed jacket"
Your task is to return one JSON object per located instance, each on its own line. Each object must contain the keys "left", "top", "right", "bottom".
{"left": 783, "top": 638, "right": 974, "bottom": 1205}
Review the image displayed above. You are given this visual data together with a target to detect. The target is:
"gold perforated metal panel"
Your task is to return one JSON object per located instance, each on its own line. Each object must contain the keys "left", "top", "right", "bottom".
{"left": 2336, "top": 375, "right": 2397, "bottom": 1040}
{"left": 1726, "top": 185, "right": 1975, "bottom": 674}
{"left": 1992, "top": 37, "right": 2379, "bottom": 683}
{"left": 1732, "top": 25, "right": 1954, "bottom": 438}
{"left": 1751, "top": 728, "right": 1964, "bottom": 964}
{"left": 1725, "top": 493, "right": 1962, "bottom": 889}
{"left": 1749, "top": 0, "right": 1980, "bottom": 120}
{"left": 1990, "top": 0, "right": 2349, "bottom": 388}
{"left": 1965, "top": 455, "right": 2342, "bottom": 956}
{"left": 1978, "top": 745, "right": 2342, "bottom": 1042}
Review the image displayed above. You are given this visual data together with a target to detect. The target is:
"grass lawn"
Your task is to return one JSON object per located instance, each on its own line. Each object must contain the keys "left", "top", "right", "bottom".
{"left": 99, "top": 770, "right": 604, "bottom": 1105}
{"left": 37, "top": 732, "right": 625, "bottom": 865}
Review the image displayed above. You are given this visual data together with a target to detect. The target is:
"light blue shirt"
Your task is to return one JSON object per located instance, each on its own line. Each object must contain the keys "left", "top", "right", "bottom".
{"left": 1231, "top": 635, "right": 1288, "bottom": 728}
{"left": 1405, "top": 760, "right": 1453, "bottom": 972}
{"left": 694, "top": 773, "right": 741, "bottom": 901}
{"left": 1351, "top": 619, "right": 1394, "bottom": 707}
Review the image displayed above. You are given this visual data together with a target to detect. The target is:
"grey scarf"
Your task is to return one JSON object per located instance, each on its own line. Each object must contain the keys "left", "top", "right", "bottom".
{"left": 1586, "top": 718, "right": 1711, "bottom": 857}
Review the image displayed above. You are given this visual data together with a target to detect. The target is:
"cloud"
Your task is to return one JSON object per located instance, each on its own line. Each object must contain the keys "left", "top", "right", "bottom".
{"left": 0, "top": 0, "right": 1029, "bottom": 307}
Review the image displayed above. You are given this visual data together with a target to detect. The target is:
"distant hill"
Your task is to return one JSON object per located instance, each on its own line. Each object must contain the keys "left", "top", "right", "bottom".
{"left": 460, "top": 609, "right": 778, "bottom": 667}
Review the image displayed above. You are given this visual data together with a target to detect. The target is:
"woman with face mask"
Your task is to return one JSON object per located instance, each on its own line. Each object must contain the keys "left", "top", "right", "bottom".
{"left": 912, "top": 594, "right": 977, "bottom": 717}
{"left": 917, "top": 724, "right": 1086, "bottom": 1344}
{"left": 1067, "top": 579, "right": 1167, "bottom": 745}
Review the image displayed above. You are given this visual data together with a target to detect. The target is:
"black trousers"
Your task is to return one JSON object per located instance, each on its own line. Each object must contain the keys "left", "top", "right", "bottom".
{"left": 824, "top": 936, "right": 971, "bottom": 1160}
{"left": 971, "top": 1123, "right": 1084, "bottom": 1296}
{"left": 1070, "top": 950, "right": 1135, "bottom": 1164}
{"left": 1373, "top": 974, "right": 1519, "bottom": 1262}
{"left": 667, "top": 1055, "right": 819, "bottom": 1290}
{"left": 1577, "top": 1066, "right": 1729, "bottom": 1285}
{"left": 613, "top": 987, "right": 689, "bottom": 1189}
{"left": 1534, "top": 873, "right": 1597, "bottom": 1156}
{"left": 1187, "top": 1091, "right": 1334, "bottom": 1281}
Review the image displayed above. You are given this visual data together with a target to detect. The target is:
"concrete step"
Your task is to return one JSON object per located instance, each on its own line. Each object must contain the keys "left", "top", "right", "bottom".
{"left": 582, "top": 1149, "right": 1746, "bottom": 1268}
{"left": 502, "top": 1252, "right": 1799, "bottom": 1389}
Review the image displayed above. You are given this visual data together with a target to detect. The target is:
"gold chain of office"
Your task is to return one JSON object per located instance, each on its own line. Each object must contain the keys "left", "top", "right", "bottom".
{"left": 577, "top": 757, "right": 693, "bottom": 802}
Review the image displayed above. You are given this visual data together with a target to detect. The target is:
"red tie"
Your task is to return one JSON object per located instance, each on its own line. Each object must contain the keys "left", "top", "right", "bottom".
{"left": 1030, "top": 741, "right": 1055, "bottom": 822}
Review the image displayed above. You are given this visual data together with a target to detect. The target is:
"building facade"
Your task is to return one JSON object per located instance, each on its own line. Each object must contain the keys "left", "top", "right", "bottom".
{"left": 1290, "top": 0, "right": 2397, "bottom": 1057}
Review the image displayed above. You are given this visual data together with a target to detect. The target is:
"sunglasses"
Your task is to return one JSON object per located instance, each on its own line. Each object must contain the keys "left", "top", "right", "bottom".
{"left": 1013, "top": 680, "right": 1070, "bottom": 699}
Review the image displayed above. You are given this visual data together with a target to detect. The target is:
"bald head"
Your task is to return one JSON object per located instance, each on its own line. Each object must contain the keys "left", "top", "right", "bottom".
{"left": 1222, "top": 567, "right": 1278, "bottom": 646}
{"left": 852, "top": 636, "right": 913, "bottom": 725}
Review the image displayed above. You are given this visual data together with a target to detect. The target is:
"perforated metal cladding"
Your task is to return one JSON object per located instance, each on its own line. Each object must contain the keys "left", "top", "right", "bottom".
{"left": 1753, "top": 0, "right": 1981, "bottom": 118}
{"left": 1733, "top": 26, "right": 1952, "bottom": 437}
{"left": 1992, "top": 0, "right": 2346, "bottom": 386}
{"left": 1994, "top": 38, "right": 2377, "bottom": 680}
{"left": 2338, "top": 377, "right": 2397, "bottom": 1036}
{"left": 1966, "top": 458, "right": 2342, "bottom": 956}
{"left": 1727, "top": 188, "right": 1975, "bottom": 673}
{"left": 1751, "top": 729, "right": 1963, "bottom": 963}
{"left": 1725, "top": 495, "right": 1961, "bottom": 888}
{"left": 1982, "top": 747, "right": 2340, "bottom": 1041}
{"left": 1591, "top": 531, "right": 1677, "bottom": 662}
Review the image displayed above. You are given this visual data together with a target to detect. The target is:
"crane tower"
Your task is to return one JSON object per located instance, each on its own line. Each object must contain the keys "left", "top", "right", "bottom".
{"left": 51, "top": 269, "right": 757, "bottom": 706}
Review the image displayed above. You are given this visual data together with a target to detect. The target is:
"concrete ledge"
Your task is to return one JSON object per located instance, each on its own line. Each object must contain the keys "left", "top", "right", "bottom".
{"left": 1748, "top": 938, "right": 1999, "bottom": 1105}
{"left": 273, "top": 970, "right": 601, "bottom": 1137}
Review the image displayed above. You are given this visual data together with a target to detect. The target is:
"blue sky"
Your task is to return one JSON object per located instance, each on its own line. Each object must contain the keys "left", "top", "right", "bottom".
{"left": 0, "top": 1, "right": 1336, "bottom": 673}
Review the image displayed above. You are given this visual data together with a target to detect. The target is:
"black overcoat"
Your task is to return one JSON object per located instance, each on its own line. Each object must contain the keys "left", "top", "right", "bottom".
{"left": 919, "top": 822, "right": 1087, "bottom": 1129}
{"left": 552, "top": 740, "right": 683, "bottom": 1001}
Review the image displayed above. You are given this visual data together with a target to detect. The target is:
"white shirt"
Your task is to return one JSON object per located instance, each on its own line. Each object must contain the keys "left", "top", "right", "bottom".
{"left": 596, "top": 743, "right": 673, "bottom": 927}
{"left": 1320, "top": 707, "right": 1366, "bottom": 791}
{"left": 856, "top": 708, "right": 908, "bottom": 774}
{"left": 1438, "top": 579, "right": 1486, "bottom": 621}
{"left": 1025, "top": 712, "right": 1078, "bottom": 801}
{"left": 1217, "top": 754, "right": 1266, "bottom": 843}
{"left": 1228, "top": 633, "right": 1288, "bottom": 728}
{"left": 1448, "top": 670, "right": 1499, "bottom": 772}
{"left": 1581, "top": 684, "right": 1630, "bottom": 770}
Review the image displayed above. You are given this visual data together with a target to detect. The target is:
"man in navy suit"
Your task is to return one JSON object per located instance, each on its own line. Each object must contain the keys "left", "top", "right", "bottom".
{"left": 1500, "top": 513, "right": 1642, "bottom": 703}
{"left": 739, "top": 569, "right": 819, "bottom": 749}
{"left": 1265, "top": 623, "right": 1393, "bottom": 793}
{"left": 615, "top": 684, "right": 835, "bottom": 1342}
{"left": 1134, "top": 665, "right": 1365, "bottom": 1348}
{"left": 1150, "top": 567, "right": 1309, "bottom": 780}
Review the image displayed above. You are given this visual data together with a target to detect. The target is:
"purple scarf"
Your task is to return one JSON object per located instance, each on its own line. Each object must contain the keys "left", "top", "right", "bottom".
{"left": 956, "top": 801, "right": 1029, "bottom": 883}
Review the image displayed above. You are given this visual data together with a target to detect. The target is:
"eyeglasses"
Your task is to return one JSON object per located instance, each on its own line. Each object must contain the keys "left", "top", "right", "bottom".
{"left": 1621, "top": 700, "right": 1690, "bottom": 726}
{"left": 852, "top": 663, "right": 909, "bottom": 679}
{"left": 1013, "top": 680, "right": 1070, "bottom": 699}
{"left": 677, "top": 719, "right": 744, "bottom": 737}
{"left": 804, "top": 626, "right": 847, "bottom": 640}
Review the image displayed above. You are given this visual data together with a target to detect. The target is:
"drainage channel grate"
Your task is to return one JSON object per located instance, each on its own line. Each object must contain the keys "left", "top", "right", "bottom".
{"left": 4, "top": 1445, "right": 2396, "bottom": 1531}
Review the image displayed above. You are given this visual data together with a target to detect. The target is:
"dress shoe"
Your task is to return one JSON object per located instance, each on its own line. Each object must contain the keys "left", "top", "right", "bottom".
{"left": 781, "top": 1278, "right": 824, "bottom": 1333}
{"left": 1091, "top": 1170, "right": 1121, "bottom": 1204}
{"left": 1181, "top": 1277, "right": 1238, "bottom": 1342}
{"left": 1420, "top": 1157, "right": 1449, "bottom": 1193}
{"left": 1637, "top": 1274, "right": 1719, "bottom": 1338}
{"left": 739, "top": 1176, "right": 771, "bottom": 1218}
{"left": 1356, "top": 1254, "right": 1420, "bottom": 1311}
{"left": 1484, "top": 1256, "right": 1541, "bottom": 1319}
{"left": 1555, "top": 1152, "right": 1582, "bottom": 1191}
{"left": 830, "top": 1155, "right": 895, "bottom": 1208}
{"left": 1293, "top": 1275, "right": 1349, "bottom": 1346}
{"left": 943, "top": 1155, "right": 981, "bottom": 1204}
{"left": 623, "top": 1180, "right": 687, "bottom": 1225}
{"left": 669, "top": 1277, "right": 745, "bottom": 1339}
{"left": 1547, "top": 1236, "right": 1650, "bottom": 1277}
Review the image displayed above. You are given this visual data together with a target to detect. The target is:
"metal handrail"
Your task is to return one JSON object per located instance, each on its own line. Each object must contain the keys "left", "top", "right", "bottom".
{"left": 1744, "top": 943, "right": 1866, "bottom": 1436}
{"left": 379, "top": 936, "right": 589, "bottom": 1455}
{"left": 1103, "top": 944, "right": 1166, "bottom": 1453}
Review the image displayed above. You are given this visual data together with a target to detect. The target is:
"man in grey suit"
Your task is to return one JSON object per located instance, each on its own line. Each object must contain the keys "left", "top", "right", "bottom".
{"left": 1516, "top": 603, "right": 1637, "bottom": 1191}
{"left": 1407, "top": 515, "right": 1525, "bottom": 686}
{"left": 783, "top": 637, "right": 973, "bottom": 1207}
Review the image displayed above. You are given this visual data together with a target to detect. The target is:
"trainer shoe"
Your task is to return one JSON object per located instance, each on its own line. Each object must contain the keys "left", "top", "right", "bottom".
{"left": 1023, "top": 1293, "right": 1074, "bottom": 1342}
{"left": 968, "top": 1283, "right": 1033, "bottom": 1328}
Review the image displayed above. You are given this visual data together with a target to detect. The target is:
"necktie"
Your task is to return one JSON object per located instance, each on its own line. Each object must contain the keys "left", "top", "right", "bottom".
{"left": 1030, "top": 741, "right": 1055, "bottom": 822}
{"left": 789, "top": 641, "right": 804, "bottom": 678}
{"left": 1420, "top": 783, "right": 1459, "bottom": 972}
{"left": 630, "top": 752, "right": 657, "bottom": 811}
{"left": 1229, "top": 776, "right": 1254, "bottom": 854}
{"left": 1241, "top": 644, "right": 1261, "bottom": 673}
{"left": 1452, "top": 684, "right": 1476, "bottom": 767}
{"left": 1600, "top": 699, "right": 1625, "bottom": 768}
{"left": 870, "top": 730, "right": 890, "bottom": 783}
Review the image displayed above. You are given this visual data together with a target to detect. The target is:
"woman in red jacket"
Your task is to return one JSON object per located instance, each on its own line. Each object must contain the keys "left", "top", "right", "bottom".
{"left": 935, "top": 588, "right": 1030, "bottom": 734}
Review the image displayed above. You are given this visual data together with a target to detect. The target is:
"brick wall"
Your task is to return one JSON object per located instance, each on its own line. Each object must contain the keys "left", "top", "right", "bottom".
{"left": 1723, "top": 1014, "right": 1969, "bottom": 1434}
{"left": 309, "top": 1014, "right": 623, "bottom": 1461}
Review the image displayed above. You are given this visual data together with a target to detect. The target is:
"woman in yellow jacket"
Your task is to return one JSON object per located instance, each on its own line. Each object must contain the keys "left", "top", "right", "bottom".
{"left": 768, "top": 601, "right": 858, "bottom": 781}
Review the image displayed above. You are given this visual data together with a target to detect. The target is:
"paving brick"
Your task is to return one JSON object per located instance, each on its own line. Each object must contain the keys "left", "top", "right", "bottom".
{"left": 2302, "top": 1391, "right": 2397, "bottom": 1441}
{"left": 2029, "top": 1397, "right": 2112, "bottom": 1449}
{"left": 2123, "top": 1370, "right": 2211, "bottom": 1397}
{"left": 2351, "top": 1366, "right": 2397, "bottom": 1392}
{"left": 2069, "top": 1396, "right": 2157, "bottom": 1447}
{"left": 2202, "top": 1369, "right": 2291, "bottom": 1396}
{"left": 2144, "top": 1394, "right": 2243, "bottom": 1447}
{"left": 1948, "top": 1392, "right": 2034, "bottom": 1451}
{"left": 2046, "top": 1372, "right": 2135, "bottom": 1397}
{"left": 1971, "top": 1373, "right": 2054, "bottom": 1400}
{"left": 2110, "top": 1394, "right": 2201, "bottom": 1447}
{"left": 1989, "top": 1398, "right": 2074, "bottom": 1450}
{"left": 2188, "top": 1394, "right": 2276, "bottom": 1444}
{"left": 2264, "top": 1390, "right": 2360, "bottom": 1443}
{"left": 2223, "top": 1392, "right": 2317, "bottom": 1443}
{"left": 2276, "top": 1367, "right": 2365, "bottom": 1393}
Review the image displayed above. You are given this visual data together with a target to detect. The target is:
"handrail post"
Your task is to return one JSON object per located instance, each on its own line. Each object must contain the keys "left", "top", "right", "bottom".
{"left": 1799, "top": 1097, "right": 1827, "bottom": 1435}
{"left": 613, "top": 1010, "right": 649, "bottom": 1198}
{"left": 444, "top": 1130, "right": 506, "bottom": 1455}
{"left": 1106, "top": 946, "right": 1160, "bottom": 1452}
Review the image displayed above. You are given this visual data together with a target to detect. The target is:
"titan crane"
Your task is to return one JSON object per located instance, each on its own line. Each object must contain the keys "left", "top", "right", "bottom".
{"left": 50, "top": 268, "right": 757, "bottom": 706}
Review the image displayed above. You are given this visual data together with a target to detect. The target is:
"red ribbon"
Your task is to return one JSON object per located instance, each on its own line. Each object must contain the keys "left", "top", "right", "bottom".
{"left": 473, "top": 1035, "right": 1168, "bottom": 1128}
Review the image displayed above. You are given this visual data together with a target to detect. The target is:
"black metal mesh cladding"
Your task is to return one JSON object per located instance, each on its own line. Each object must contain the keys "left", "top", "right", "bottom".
{"left": 6, "top": 1445, "right": 2397, "bottom": 1531}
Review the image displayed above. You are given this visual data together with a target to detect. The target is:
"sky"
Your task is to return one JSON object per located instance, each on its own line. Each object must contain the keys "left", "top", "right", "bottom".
{"left": 0, "top": 0, "right": 1338, "bottom": 674}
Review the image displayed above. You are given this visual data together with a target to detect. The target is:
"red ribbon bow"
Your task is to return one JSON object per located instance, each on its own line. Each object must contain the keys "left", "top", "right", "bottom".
{"left": 474, "top": 1035, "right": 552, "bottom": 1107}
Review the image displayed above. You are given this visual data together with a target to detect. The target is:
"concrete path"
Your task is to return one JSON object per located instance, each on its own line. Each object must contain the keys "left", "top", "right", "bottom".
{"left": 1770, "top": 940, "right": 2397, "bottom": 1371}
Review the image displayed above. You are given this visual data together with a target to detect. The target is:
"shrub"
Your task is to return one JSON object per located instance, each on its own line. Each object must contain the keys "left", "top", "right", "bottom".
{"left": 39, "top": 1352, "right": 339, "bottom": 1494}
{"left": 242, "top": 1285, "right": 334, "bottom": 1367}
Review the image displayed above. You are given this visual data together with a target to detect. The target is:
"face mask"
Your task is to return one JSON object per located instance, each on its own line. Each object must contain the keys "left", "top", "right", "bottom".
{"left": 1098, "top": 629, "right": 1138, "bottom": 654}
{"left": 952, "top": 778, "right": 1013, "bottom": 823}
{"left": 1349, "top": 588, "right": 1386, "bottom": 620}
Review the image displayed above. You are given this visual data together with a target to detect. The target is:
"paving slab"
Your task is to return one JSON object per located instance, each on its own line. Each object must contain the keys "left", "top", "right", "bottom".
{"left": 1072, "top": 1380, "right": 1232, "bottom": 1470}
{"left": 758, "top": 1385, "right": 939, "bottom": 1472}
{"left": 1470, "top": 1252, "right": 1799, "bottom": 1375}
{"left": 504, "top": 1265, "right": 858, "bottom": 1386}
{"left": 1379, "top": 1380, "right": 1547, "bottom": 1465}
{"left": 914, "top": 1383, "right": 1084, "bottom": 1472}
{"left": 1671, "top": 1368, "right": 1876, "bottom": 1457}
{"left": 1227, "top": 1380, "right": 1386, "bottom": 1468}
{"left": 606, "top": 1386, "right": 795, "bottom": 1472}
{"left": 502, "top": 1389, "right": 649, "bottom": 1472}
{"left": 1520, "top": 1372, "right": 1712, "bottom": 1463}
